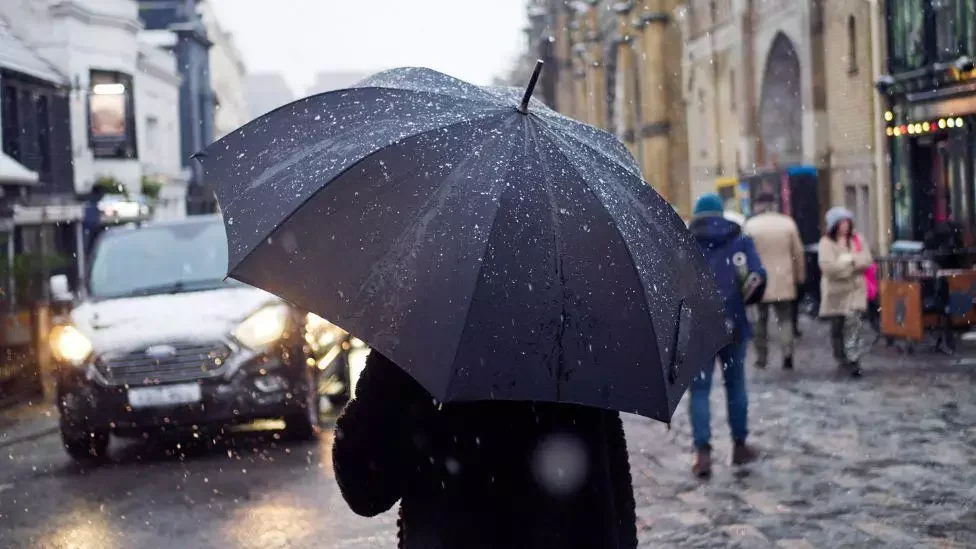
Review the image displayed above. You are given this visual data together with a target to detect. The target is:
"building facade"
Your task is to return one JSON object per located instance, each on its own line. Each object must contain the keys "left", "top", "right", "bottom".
{"left": 245, "top": 73, "right": 295, "bottom": 120}
{"left": 522, "top": 0, "right": 692, "bottom": 218}
{"left": 681, "top": 0, "right": 830, "bottom": 205}
{"left": 823, "top": 0, "right": 883, "bottom": 247}
{"left": 137, "top": 0, "right": 214, "bottom": 212}
{"left": 0, "top": 0, "right": 184, "bottom": 206}
{"left": 198, "top": 0, "right": 250, "bottom": 139}
{"left": 881, "top": 0, "right": 976, "bottom": 243}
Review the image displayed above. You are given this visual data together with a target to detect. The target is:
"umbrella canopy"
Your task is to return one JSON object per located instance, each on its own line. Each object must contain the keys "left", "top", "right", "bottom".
{"left": 196, "top": 65, "right": 730, "bottom": 422}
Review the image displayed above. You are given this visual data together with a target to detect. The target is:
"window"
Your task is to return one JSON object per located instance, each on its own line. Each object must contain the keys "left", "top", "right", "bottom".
{"left": 145, "top": 116, "right": 159, "bottom": 158}
{"left": 697, "top": 88, "right": 709, "bottom": 159}
{"left": 935, "top": 0, "right": 959, "bottom": 61}
{"left": 35, "top": 95, "right": 51, "bottom": 175}
{"left": 1, "top": 84, "right": 20, "bottom": 159}
{"left": 887, "top": 0, "right": 926, "bottom": 72}
{"left": 729, "top": 69, "right": 736, "bottom": 111}
{"left": 847, "top": 16, "right": 859, "bottom": 74}
{"left": 89, "top": 70, "right": 137, "bottom": 159}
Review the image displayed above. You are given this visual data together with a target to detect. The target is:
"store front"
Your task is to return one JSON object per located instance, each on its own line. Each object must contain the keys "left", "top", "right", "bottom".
{"left": 883, "top": 0, "right": 976, "bottom": 243}
{"left": 887, "top": 100, "right": 976, "bottom": 243}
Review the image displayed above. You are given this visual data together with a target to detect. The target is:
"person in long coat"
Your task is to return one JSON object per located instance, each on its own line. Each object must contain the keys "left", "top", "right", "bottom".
{"left": 744, "top": 192, "right": 806, "bottom": 370}
{"left": 332, "top": 351, "right": 638, "bottom": 549}
{"left": 818, "top": 207, "right": 873, "bottom": 377}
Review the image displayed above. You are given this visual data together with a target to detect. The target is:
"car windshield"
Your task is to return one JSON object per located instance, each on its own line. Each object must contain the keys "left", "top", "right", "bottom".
{"left": 89, "top": 220, "right": 234, "bottom": 299}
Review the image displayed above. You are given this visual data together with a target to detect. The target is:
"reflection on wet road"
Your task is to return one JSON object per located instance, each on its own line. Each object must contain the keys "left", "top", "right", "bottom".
{"left": 0, "top": 426, "right": 396, "bottom": 549}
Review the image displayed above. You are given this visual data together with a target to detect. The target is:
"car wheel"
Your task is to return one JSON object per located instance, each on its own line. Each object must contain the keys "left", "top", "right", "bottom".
{"left": 61, "top": 424, "right": 109, "bottom": 463}
{"left": 284, "top": 367, "right": 319, "bottom": 440}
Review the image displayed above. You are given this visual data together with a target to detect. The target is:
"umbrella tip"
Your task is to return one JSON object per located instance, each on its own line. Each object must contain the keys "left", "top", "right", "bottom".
{"left": 190, "top": 150, "right": 208, "bottom": 162}
{"left": 517, "top": 60, "right": 544, "bottom": 114}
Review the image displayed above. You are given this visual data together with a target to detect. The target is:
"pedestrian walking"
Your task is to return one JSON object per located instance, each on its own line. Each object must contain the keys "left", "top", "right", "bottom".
{"left": 744, "top": 192, "right": 806, "bottom": 370}
{"left": 333, "top": 351, "right": 638, "bottom": 548}
{"left": 687, "top": 193, "right": 766, "bottom": 477}
{"left": 818, "top": 207, "right": 873, "bottom": 377}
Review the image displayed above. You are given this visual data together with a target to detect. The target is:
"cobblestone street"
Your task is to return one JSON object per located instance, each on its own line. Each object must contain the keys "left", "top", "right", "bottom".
{"left": 2, "top": 317, "right": 974, "bottom": 548}
{"left": 625, "top": 316, "right": 976, "bottom": 548}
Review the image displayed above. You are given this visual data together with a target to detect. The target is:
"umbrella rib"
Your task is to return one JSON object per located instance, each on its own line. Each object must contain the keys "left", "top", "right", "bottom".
{"left": 539, "top": 129, "right": 673, "bottom": 417}
{"left": 535, "top": 126, "right": 657, "bottom": 337}
{"left": 227, "top": 110, "right": 512, "bottom": 274}
{"left": 527, "top": 122, "right": 570, "bottom": 400}
{"left": 439, "top": 119, "right": 525, "bottom": 401}
{"left": 534, "top": 114, "right": 642, "bottom": 179}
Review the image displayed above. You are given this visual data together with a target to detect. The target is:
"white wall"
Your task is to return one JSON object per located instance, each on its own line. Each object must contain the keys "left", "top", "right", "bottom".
{"left": 0, "top": 0, "right": 184, "bottom": 207}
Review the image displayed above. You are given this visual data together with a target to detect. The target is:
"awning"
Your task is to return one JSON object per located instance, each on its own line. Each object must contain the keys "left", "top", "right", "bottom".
{"left": 0, "top": 152, "right": 38, "bottom": 186}
{"left": 11, "top": 203, "right": 84, "bottom": 226}
{"left": 0, "top": 18, "right": 65, "bottom": 85}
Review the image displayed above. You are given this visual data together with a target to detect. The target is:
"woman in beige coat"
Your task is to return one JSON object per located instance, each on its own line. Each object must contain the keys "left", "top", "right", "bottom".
{"left": 818, "top": 207, "right": 872, "bottom": 377}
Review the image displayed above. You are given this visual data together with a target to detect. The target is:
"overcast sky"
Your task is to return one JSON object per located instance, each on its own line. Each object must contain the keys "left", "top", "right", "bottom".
{"left": 210, "top": 0, "right": 528, "bottom": 95}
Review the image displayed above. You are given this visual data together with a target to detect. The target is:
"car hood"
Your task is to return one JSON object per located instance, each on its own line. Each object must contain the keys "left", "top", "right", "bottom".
{"left": 71, "top": 287, "right": 281, "bottom": 352}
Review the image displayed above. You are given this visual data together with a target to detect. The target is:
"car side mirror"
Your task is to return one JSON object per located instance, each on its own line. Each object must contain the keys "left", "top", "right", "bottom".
{"left": 50, "top": 274, "right": 73, "bottom": 303}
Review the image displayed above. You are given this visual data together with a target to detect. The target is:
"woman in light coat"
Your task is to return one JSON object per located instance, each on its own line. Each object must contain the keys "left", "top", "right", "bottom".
{"left": 818, "top": 207, "right": 873, "bottom": 377}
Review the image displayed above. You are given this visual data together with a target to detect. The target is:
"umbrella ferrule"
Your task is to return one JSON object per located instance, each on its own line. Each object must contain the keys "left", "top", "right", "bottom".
{"left": 518, "top": 60, "right": 545, "bottom": 114}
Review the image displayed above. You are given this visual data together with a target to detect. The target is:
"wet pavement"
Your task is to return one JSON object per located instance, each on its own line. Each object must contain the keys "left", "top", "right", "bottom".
{"left": 0, "top": 316, "right": 974, "bottom": 548}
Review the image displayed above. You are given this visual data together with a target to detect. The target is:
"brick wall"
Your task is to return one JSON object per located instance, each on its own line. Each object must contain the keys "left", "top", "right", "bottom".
{"left": 824, "top": 0, "right": 879, "bottom": 246}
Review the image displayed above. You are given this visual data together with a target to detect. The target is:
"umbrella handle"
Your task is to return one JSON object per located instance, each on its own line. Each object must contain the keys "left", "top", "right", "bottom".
{"left": 518, "top": 60, "right": 544, "bottom": 114}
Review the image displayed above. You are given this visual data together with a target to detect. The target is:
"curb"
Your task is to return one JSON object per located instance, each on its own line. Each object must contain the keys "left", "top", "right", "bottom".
{"left": 0, "top": 422, "right": 59, "bottom": 449}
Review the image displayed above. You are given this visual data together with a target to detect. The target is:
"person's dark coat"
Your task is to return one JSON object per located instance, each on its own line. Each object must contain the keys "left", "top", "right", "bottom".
{"left": 332, "top": 352, "right": 637, "bottom": 549}
{"left": 924, "top": 220, "right": 966, "bottom": 269}
{"left": 688, "top": 214, "right": 766, "bottom": 343}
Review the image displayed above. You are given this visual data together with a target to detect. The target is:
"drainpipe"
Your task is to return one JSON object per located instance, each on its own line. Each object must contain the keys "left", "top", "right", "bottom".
{"left": 868, "top": 0, "right": 889, "bottom": 251}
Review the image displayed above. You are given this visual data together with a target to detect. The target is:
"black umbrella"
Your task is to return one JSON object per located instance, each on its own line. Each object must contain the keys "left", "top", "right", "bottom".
{"left": 195, "top": 63, "right": 729, "bottom": 422}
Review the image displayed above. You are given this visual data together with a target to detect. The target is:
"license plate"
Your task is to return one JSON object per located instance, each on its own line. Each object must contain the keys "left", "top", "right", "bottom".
{"left": 128, "top": 383, "right": 202, "bottom": 409}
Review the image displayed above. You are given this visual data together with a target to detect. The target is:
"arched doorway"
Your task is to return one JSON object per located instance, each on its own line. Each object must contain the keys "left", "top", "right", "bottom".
{"left": 758, "top": 33, "right": 802, "bottom": 165}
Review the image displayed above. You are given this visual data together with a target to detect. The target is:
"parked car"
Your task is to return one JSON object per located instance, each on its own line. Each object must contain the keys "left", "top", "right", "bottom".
{"left": 50, "top": 215, "right": 325, "bottom": 462}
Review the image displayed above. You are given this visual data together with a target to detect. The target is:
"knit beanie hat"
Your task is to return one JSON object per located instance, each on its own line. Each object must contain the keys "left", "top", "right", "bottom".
{"left": 825, "top": 206, "right": 854, "bottom": 232}
{"left": 693, "top": 193, "right": 724, "bottom": 217}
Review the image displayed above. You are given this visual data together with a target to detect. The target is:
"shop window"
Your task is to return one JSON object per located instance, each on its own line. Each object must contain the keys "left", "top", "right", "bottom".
{"left": 89, "top": 70, "right": 137, "bottom": 159}
{"left": 847, "top": 16, "right": 859, "bottom": 74}
{"left": 935, "top": 0, "right": 959, "bottom": 61}
{"left": 887, "top": 0, "right": 927, "bottom": 72}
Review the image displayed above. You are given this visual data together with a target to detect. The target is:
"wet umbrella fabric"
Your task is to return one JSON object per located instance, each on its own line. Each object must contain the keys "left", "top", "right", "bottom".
{"left": 196, "top": 67, "right": 729, "bottom": 422}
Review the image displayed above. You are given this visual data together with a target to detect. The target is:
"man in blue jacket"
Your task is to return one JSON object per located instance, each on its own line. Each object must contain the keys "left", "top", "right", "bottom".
{"left": 687, "top": 193, "right": 766, "bottom": 477}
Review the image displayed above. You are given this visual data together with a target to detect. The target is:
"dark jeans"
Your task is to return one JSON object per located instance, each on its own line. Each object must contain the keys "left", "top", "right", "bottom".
{"left": 689, "top": 341, "right": 748, "bottom": 450}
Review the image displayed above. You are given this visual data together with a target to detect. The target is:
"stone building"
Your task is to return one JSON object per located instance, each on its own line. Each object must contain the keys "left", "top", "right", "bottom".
{"left": 822, "top": 0, "right": 882, "bottom": 246}
{"left": 521, "top": 0, "right": 692, "bottom": 218}
{"left": 681, "top": 0, "right": 829, "bottom": 202}
{"left": 679, "top": 0, "right": 888, "bottom": 247}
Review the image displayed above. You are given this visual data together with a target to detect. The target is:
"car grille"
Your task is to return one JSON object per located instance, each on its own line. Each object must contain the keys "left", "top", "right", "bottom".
{"left": 97, "top": 342, "right": 232, "bottom": 386}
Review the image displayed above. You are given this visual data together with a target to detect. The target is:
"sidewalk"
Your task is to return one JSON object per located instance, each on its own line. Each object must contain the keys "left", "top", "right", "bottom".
{"left": 625, "top": 315, "right": 976, "bottom": 548}
{"left": 0, "top": 399, "right": 58, "bottom": 449}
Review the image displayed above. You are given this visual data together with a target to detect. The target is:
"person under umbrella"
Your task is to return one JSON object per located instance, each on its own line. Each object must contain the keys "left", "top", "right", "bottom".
{"left": 334, "top": 351, "right": 637, "bottom": 548}
{"left": 195, "top": 63, "right": 731, "bottom": 546}
{"left": 687, "top": 193, "right": 766, "bottom": 477}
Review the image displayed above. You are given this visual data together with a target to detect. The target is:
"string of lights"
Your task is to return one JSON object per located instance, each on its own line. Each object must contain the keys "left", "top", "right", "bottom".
{"left": 883, "top": 110, "right": 967, "bottom": 137}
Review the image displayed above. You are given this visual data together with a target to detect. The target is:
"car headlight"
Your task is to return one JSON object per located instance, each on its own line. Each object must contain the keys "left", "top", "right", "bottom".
{"left": 234, "top": 304, "right": 290, "bottom": 349}
{"left": 49, "top": 325, "right": 93, "bottom": 366}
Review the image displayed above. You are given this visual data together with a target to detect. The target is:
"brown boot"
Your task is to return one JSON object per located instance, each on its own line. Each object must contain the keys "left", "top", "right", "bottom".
{"left": 731, "top": 442, "right": 759, "bottom": 465}
{"left": 691, "top": 448, "right": 712, "bottom": 478}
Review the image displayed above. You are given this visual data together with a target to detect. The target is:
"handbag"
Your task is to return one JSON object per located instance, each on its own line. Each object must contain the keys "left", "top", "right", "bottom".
{"left": 853, "top": 234, "right": 878, "bottom": 301}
